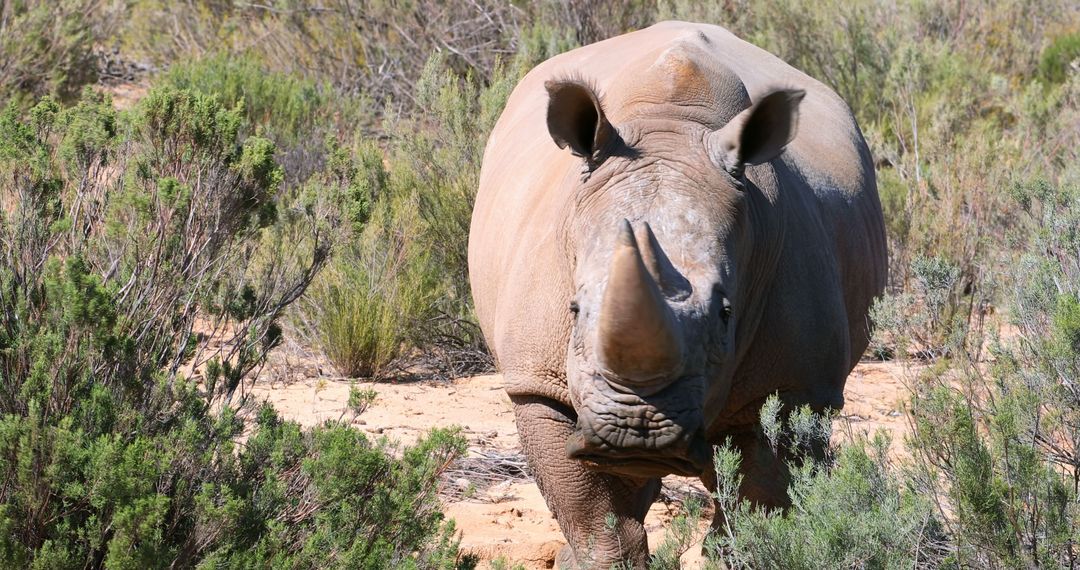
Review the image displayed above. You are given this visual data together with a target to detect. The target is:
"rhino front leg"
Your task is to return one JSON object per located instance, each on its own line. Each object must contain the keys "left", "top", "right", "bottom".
{"left": 511, "top": 395, "right": 661, "bottom": 569}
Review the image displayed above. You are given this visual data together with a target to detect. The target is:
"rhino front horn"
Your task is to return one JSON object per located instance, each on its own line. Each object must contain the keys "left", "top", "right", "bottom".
{"left": 597, "top": 220, "right": 685, "bottom": 384}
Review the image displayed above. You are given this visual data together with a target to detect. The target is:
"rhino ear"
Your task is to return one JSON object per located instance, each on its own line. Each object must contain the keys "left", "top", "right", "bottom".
{"left": 711, "top": 88, "right": 805, "bottom": 177}
{"left": 545, "top": 78, "right": 613, "bottom": 166}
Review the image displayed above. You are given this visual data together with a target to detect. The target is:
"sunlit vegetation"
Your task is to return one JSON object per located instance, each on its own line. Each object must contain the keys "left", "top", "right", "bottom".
{"left": 0, "top": 0, "right": 1077, "bottom": 567}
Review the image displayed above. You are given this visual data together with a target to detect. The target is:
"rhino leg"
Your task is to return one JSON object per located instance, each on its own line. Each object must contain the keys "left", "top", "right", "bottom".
{"left": 511, "top": 395, "right": 661, "bottom": 569}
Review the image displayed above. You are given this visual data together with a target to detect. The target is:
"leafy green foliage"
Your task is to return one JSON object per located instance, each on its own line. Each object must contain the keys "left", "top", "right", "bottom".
{"left": 347, "top": 386, "right": 379, "bottom": 417}
{"left": 0, "top": 0, "right": 104, "bottom": 106}
{"left": 899, "top": 180, "right": 1080, "bottom": 568}
{"left": 2, "top": 2, "right": 1079, "bottom": 567}
{"left": 297, "top": 37, "right": 571, "bottom": 378}
{"left": 704, "top": 407, "right": 943, "bottom": 569}
{"left": 870, "top": 253, "right": 987, "bottom": 360}
{"left": 159, "top": 53, "right": 332, "bottom": 145}
{"left": 1040, "top": 32, "right": 1080, "bottom": 85}
{"left": 0, "top": 87, "right": 466, "bottom": 567}
{"left": 646, "top": 496, "right": 705, "bottom": 570}
{"left": 296, "top": 138, "right": 434, "bottom": 378}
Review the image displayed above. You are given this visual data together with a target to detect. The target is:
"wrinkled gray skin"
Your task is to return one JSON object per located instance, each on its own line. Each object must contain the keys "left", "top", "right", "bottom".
{"left": 468, "top": 21, "right": 887, "bottom": 568}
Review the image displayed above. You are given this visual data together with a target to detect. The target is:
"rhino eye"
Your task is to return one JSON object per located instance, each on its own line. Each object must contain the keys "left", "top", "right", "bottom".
{"left": 569, "top": 300, "right": 580, "bottom": 315}
{"left": 720, "top": 297, "right": 733, "bottom": 324}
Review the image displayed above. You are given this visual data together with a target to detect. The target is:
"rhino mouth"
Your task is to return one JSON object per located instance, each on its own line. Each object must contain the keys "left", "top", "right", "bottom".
{"left": 565, "top": 372, "right": 711, "bottom": 477}
{"left": 566, "top": 428, "right": 711, "bottom": 477}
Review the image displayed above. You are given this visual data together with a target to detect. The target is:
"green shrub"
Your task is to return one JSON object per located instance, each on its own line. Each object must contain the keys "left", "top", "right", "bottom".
{"left": 899, "top": 180, "right": 1080, "bottom": 568}
{"left": 0, "top": 0, "right": 104, "bottom": 106}
{"left": 302, "top": 218, "right": 437, "bottom": 378}
{"left": 293, "top": 137, "right": 426, "bottom": 378}
{"left": 0, "top": 89, "right": 467, "bottom": 568}
{"left": 1040, "top": 32, "right": 1080, "bottom": 85}
{"left": 702, "top": 397, "right": 944, "bottom": 569}
{"left": 298, "top": 40, "right": 573, "bottom": 379}
{"left": 644, "top": 495, "right": 706, "bottom": 570}
{"left": 201, "top": 413, "right": 466, "bottom": 569}
{"left": 121, "top": 0, "right": 523, "bottom": 117}
{"left": 870, "top": 254, "right": 988, "bottom": 360}
{"left": 159, "top": 53, "right": 332, "bottom": 145}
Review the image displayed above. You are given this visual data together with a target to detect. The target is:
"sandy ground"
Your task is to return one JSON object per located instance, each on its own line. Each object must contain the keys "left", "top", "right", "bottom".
{"left": 98, "top": 82, "right": 149, "bottom": 110}
{"left": 247, "top": 351, "right": 912, "bottom": 569}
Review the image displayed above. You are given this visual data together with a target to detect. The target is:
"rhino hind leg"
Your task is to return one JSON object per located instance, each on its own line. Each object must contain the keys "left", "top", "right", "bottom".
{"left": 511, "top": 395, "right": 661, "bottom": 569}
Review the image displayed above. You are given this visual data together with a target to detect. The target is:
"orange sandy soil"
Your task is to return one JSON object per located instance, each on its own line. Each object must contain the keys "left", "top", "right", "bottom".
{"left": 98, "top": 82, "right": 148, "bottom": 110}
{"left": 246, "top": 345, "right": 913, "bottom": 569}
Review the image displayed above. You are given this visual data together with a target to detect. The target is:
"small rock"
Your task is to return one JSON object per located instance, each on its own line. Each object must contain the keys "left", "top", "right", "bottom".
{"left": 454, "top": 478, "right": 471, "bottom": 489}
{"left": 484, "top": 430, "right": 498, "bottom": 439}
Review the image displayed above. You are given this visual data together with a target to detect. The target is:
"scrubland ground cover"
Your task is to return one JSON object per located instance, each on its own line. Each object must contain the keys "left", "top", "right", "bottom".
{"left": 1, "top": 0, "right": 1079, "bottom": 567}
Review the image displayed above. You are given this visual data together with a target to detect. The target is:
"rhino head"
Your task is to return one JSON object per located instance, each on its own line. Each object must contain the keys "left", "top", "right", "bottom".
{"left": 545, "top": 75, "right": 804, "bottom": 478}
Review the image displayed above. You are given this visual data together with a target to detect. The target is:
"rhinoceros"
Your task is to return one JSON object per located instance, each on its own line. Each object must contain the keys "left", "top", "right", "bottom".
{"left": 468, "top": 20, "right": 887, "bottom": 566}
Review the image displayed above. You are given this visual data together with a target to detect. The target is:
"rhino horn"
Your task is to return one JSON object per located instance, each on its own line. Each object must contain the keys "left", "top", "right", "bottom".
{"left": 637, "top": 222, "right": 692, "bottom": 299}
{"left": 598, "top": 220, "right": 684, "bottom": 383}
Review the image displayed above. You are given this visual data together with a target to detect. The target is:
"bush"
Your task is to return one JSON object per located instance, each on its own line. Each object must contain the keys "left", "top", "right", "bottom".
{"left": 701, "top": 396, "right": 944, "bottom": 569}
{"left": 870, "top": 253, "right": 992, "bottom": 360}
{"left": 159, "top": 53, "right": 332, "bottom": 146}
{"left": 121, "top": 0, "right": 523, "bottom": 119}
{"left": 1040, "top": 32, "right": 1080, "bottom": 85}
{"left": 0, "top": 0, "right": 105, "bottom": 106}
{"left": 894, "top": 180, "right": 1080, "bottom": 568}
{"left": 643, "top": 496, "right": 707, "bottom": 570}
{"left": 297, "top": 38, "right": 571, "bottom": 379}
{"left": 301, "top": 185, "right": 439, "bottom": 378}
{"left": 0, "top": 89, "right": 468, "bottom": 568}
